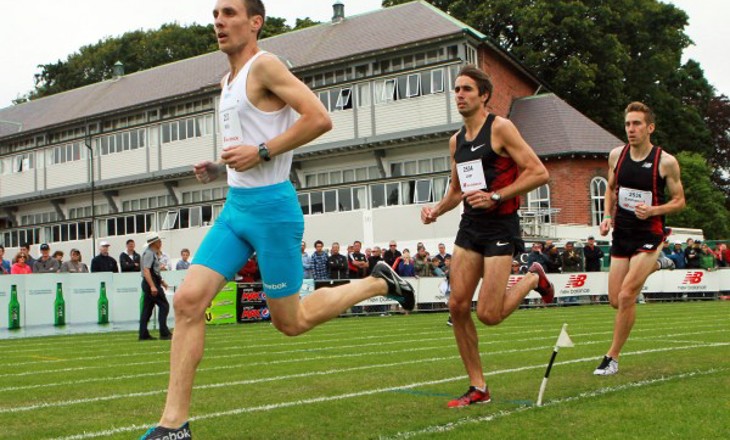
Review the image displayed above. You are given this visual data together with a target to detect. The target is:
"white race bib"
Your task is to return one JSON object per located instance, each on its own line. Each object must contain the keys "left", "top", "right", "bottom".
{"left": 221, "top": 107, "right": 244, "bottom": 149}
{"left": 457, "top": 159, "right": 487, "bottom": 192}
{"left": 618, "top": 187, "right": 652, "bottom": 212}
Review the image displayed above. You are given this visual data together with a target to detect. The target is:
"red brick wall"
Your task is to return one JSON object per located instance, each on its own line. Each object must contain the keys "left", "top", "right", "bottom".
{"left": 541, "top": 157, "right": 609, "bottom": 225}
{"left": 479, "top": 47, "right": 538, "bottom": 117}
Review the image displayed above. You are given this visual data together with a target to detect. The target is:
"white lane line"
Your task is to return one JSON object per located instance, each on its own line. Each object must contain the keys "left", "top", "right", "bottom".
{"left": 2, "top": 326, "right": 724, "bottom": 393}
{"left": 380, "top": 368, "right": 727, "bottom": 439}
{"left": 49, "top": 344, "right": 730, "bottom": 440}
{"left": 1, "top": 322, "right": 725, "bottom": 378}
{"left": 3, "top": 307, "right": 723, "bottom": 353}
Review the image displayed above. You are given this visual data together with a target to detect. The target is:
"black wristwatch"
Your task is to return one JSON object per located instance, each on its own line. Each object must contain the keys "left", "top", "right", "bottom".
{"left": 258, "top": 143, "right": 271, "bottom": 162}
{"left": 490, "top": 192, "right": 502, "bottom": 203}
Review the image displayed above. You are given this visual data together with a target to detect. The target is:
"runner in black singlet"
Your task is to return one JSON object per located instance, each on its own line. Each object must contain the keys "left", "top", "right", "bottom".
{"left": 421, "top": 65, "right": 554, "bottom": 408}
{"left": 594, "top": 102, "right": 685, "bottom": 376}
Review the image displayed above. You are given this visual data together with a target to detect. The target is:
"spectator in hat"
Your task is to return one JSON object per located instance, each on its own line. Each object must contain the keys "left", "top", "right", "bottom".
{"left": 583, "top": 236, "right": 604, "bottom": 272}
{"left": 140, "top": 232, "right": 172, "bottom": 341}
{"left": 511, "top": 260, "right": 522, "bottom": 275}
{"left": 33, "top": 243, "right": 61, "bottom": 273}
{"left": 120, "top": 239, "right": 141, "bottom": 273}
{"left": 91, "top": 241, "right": 119, "bottom": 273}
{"left": 60, "top": 249, "right": 89, "bottom": 273}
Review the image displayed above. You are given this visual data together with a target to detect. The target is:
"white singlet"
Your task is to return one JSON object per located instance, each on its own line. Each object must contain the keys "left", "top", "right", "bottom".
{"left": 219, "top": 51, "right": 298, "bottom": 188}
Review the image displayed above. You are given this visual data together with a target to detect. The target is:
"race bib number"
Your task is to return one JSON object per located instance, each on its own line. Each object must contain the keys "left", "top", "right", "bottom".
{"left": 457, "top": 159, "right": 487, "bottom": 192}
{"left": 618, "top": 187, "right": 652, "bottom": 212}
{"left": 220, "top": 108, "right": 243, "bottom": 149}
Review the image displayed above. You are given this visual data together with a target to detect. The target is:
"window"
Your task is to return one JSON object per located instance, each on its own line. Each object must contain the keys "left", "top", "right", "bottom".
{"left": 527, "top": 184, "right": 552, "bottom": 223}
{"left": 406, "top": 74, "right": 421, "bottom": 98}
{"left": 591, "top": 177, "right": 608, "bottom": 226}
{"left": 357, "top": 83, "right": 371, "bottom": 108}
{"left": 335, "top": 88, "right": 352, "bottom": 111}
{"left": 431, "top": 69, "right": 444, "bottom": 93}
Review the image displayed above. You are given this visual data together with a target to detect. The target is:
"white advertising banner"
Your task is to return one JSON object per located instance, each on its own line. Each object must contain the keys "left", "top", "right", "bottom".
{"left": 0, "top": 269, "right": 727, "bottom": 334}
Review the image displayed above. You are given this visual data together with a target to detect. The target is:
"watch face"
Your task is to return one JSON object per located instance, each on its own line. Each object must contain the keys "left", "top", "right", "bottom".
{"left": 491, "top": 193, "right": 501, "bottom": 201}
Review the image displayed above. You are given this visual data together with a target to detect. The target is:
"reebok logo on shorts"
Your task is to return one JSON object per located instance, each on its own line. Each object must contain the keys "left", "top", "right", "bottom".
{"left": 264, "top": 281, "right": 288, "bottom": 290}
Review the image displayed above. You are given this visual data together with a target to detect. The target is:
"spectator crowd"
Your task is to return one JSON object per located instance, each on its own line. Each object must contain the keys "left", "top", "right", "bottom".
{"left": 2, "top": 236, "right": 728, "bottom": 279}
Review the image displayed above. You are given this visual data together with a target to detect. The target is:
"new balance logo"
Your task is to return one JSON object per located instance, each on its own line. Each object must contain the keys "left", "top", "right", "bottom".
{"left": 682, "top": 271, "right": 704, "bottom": 285}
{"left": 471, "top": 143, "right": 486, "bottom": 152}
{"left": 565, "top": 274, "right": 587, "bottom": 288}
{"left": 642, "top": 162, "right": 653, "bottom": 168}
{"left": 643, "top": 244, "right": 654, "bottom": 249}
{"left": 507, "top": 276, "right": 524, "bottom": 289}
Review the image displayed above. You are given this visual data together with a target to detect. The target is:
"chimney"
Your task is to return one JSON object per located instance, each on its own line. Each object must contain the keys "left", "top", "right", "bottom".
{"left": 332, "top": 1, "right": 345, "bottom": 23}
{"left": 112, "top": 61, "right": 124, "bottom": 79}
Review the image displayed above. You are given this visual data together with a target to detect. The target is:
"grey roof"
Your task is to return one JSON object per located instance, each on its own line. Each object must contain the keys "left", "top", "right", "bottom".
{"left": 510, "top": 93, "right": 622, "bottom": 156}
{"left": 0, "top": 1, "right": 481, "bottom": 140}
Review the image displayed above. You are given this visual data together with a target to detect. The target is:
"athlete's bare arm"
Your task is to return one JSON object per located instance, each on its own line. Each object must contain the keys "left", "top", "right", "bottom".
{"left": 463, "top": 117, "right": 548, "bottom": 209}
{"left": 634, "top": 152, "right": 685, "bottom": 220}
{"left": 219, "top": 54, "right": 332, "bottom": 172}
{"left": 421, "top": 134, "right": 463, "bottom": 224}
{"left": 193, "top": 76, "right": 235, "bottom": 183}
{"left": 599, "top": 146, "right": 623, "bottom": 236}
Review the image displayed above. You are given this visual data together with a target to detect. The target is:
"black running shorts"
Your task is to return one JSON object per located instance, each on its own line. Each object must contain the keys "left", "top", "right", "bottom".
{"left": 610, "top": 229, "right": 664, "bottom": 259}
{"left": 454, "top": 214, "right": 524, "bottom": 258}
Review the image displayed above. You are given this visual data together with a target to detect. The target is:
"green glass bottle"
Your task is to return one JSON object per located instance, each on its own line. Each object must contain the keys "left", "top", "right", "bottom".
{"left": 98, "top": 281, "right": 109, "bottom": 325}
{"left": 54, "top": 282, "right": 65, "bottom": 326}
{"left": 8, "top": 285, "right": 20, "bottom": 330}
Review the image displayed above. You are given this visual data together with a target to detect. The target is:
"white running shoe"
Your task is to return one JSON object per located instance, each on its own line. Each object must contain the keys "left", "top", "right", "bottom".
{"left": 593, "top": 355, "right": 619, "bottom": 375}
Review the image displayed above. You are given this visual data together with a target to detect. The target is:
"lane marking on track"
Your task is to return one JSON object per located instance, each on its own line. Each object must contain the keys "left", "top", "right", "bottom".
{"left": 1, "top": 326, "right": 724, "bottom": 389}
{"left": 46, "top": 342, "right": 730, "bottom": 439}
{"left": 380, "top": 368, "right": 727, "bottom": 439}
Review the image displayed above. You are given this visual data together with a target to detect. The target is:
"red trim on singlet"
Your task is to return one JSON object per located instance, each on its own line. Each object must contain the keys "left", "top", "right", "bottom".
{"left": 650, "top": 146, "right": 664, "bottom": 235}
{"left": 613, "top": 144, "right": 631, "bottom": 202}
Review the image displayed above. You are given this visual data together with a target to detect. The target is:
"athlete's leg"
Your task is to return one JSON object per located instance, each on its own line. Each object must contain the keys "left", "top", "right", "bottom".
{"left": 607, "top": 257, "right": 630, "bottom": 309}
{"left": 267, "top": 277, "right": 389, "bottom": 336}
{"left": 448, "top": 245, "right": 486, "bottom": 388}
{"left": 607, "top": 249, "right": 662, "bottom": 359}
{"left": 475, "top": 255, "right": 538, "bottom": 325}
{"left": 159, "top": 265, "right": 227, "bottom": 428}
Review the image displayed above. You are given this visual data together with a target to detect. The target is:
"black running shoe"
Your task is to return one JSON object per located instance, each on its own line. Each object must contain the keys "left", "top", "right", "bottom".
{"left": 371, "top": 261, "right": 416, "bottom": 311}
{"left": 140, "top": 421, "right": 192, "bottom": 439}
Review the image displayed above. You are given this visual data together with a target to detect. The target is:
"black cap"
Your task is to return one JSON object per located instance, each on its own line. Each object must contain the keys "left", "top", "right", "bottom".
{"left": 587, "top": 236, "right": 595, "bottom": 240}
{"left": 40, "top": 243, "right": 50, "bottom": 250}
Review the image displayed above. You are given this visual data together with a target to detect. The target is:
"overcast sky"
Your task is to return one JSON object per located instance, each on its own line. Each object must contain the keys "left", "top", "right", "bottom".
{"left": 0, "top": 0, "right": 727, "bottom": 109}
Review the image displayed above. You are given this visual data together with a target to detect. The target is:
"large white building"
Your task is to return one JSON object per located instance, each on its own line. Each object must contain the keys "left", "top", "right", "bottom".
{"left": 0, "top": 1, "right": 631, "bottom": 262}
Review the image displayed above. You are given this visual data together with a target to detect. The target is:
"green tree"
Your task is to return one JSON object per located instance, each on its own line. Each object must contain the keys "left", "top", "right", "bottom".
{"left": 31, "top": 23, "right": 218, "bottom": 99}
{"left": 261, "top": 16, "right": 291, "bottom": 39}
{"left": 381, "top": 0, "right": 714, "bottom": 156}
{"left": 668, "top": 152, "right": 730, "bottom": 239}
{"left": 27, "top": 16, "right": 311, "bottom": 101}
{"left": 705, "top": 94, "right": 730, "bottom": 207}
{"left": 294, "top": 17, "right": 321, "bottom": 30}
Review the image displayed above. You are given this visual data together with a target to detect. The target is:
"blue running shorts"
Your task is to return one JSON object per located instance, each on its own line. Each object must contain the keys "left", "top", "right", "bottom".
{"left": 192, "top": 181, "right": 304, "bottom": 298}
